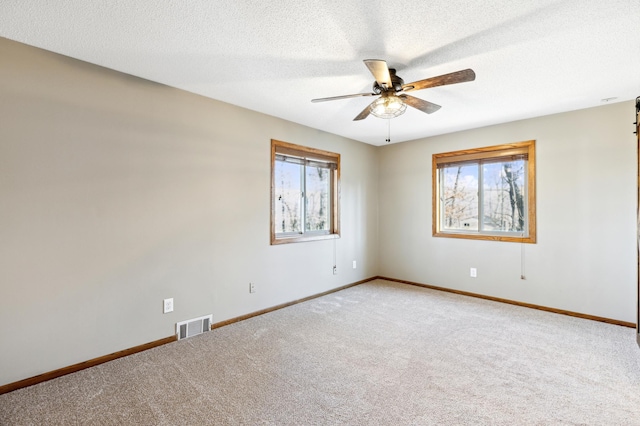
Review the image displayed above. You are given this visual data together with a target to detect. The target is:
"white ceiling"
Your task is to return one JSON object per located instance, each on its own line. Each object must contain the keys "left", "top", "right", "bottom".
{"left": 1, "top": 0, "right": 639, "bottom": 145}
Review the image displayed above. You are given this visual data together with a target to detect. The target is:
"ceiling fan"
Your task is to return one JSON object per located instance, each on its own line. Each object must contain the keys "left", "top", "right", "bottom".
{"left": 311, "top": 59, "right": 475, "bottom": 121}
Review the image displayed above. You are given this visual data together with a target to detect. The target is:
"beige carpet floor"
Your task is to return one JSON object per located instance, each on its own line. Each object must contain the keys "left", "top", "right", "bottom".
{"left": 1, "top": 279, "right": 640, "bottom": 425}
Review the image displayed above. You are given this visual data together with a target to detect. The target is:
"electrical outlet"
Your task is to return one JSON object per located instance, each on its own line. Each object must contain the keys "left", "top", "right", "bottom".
{"left": 249, "top": 283, "right": 256, "bottom": 293}
{"left": 163, "top": 298, "right": 174, "bottom": 314}
{"left": 470, "top": 268, "right": 477, "bottom": 278}
{"left": 333, "top": 266, "right": 337, "bottom": 275}
{"left": 352, "top": 260, "right": 357, "bottom": 269}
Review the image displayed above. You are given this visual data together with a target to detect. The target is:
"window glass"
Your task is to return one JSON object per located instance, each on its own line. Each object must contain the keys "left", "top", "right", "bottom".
{"left": 442, "top": 163, "right": 478, "bottom": 231}
{"left": 274, "top": 160, "right": 302, "bottom": 234}
{"left": 305, "top": 165, "right": 330, "bottom": 232}
{"left": 482, "top": 159, "right": 526, "bottom": 233}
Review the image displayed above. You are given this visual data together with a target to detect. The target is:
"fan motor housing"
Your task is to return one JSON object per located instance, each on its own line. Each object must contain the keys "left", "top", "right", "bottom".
{"left": 389, "top": 69, "right": 404, "bottom": 92}
{"left": 373, "top": 69, "right": 405, "bottom": 94}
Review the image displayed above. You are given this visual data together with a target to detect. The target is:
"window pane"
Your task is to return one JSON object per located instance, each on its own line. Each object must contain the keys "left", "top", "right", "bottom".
{"left": 274, "top": 160, "right": 302, "bottom": 234}
{"left": 482, "top": 160, "right": 526, "bottom": 232}
{"left": 442, "top": 164, "right": 478, "bottom": 231}
{"left": 305, "top": 165, "right": 330, "bottom": 232}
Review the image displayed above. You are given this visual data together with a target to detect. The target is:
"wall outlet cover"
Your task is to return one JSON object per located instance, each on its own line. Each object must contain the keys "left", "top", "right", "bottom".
{"left": 163, "top": 298, "right": 174, "bottom": 313}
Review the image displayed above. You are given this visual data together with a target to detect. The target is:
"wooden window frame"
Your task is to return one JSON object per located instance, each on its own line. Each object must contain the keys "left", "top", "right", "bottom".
{"left": 270, "top": 139, "right": 340, "bottom": 245}
{"left": 432, "top": 140, "right": 536, "bottom": 244}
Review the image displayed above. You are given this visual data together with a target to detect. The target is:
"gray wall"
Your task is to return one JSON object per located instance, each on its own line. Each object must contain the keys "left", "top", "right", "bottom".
{"left": 378, "top": 101, "right": 637, "bottom": 323}
{"left": 0, "top": 38, "right": 379, "bottom": 386}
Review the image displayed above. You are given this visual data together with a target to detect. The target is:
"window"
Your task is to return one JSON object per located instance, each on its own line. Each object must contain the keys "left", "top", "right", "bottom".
{"left": 433, "top": 140, "right": 536, "bottom": 243}
{"left": 271, "top": 139, "right": 340, "bottom": 244}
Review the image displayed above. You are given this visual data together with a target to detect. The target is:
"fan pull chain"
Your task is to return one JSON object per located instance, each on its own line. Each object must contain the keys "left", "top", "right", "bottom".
{"left": 386, "top": 118, "right": 391, "bottom": 143}
{"left": 520, "top": 236, "right": 526, "bottom": 280}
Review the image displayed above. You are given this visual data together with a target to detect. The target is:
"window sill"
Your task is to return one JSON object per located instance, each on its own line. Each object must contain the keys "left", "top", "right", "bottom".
{"left": 271, "top": 233, "right": 339, "bottom": 245}
{"left": 433, "top": 231, "right": 536, "bottom": 244}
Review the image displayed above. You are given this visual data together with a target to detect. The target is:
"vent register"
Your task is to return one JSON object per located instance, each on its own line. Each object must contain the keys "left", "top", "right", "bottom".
{"left": 176, "top": 315, "right": 212, "bottom": 340}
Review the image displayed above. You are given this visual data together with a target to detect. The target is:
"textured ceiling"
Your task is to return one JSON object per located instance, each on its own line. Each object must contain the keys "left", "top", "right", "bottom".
{"left": 1, "top": 0, "right": 639, "bottom": 145}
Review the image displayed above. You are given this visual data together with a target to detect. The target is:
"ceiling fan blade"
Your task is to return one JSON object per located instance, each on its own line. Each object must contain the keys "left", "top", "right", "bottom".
{"left": 311, "top": 93, "right": 376, "bottom": 103}
{"left": 402, "top": 69, "right": 476, "bottom": 92}
{"left": 353, "top": 100, "right": 377, "bottom": 121}
{"left": 399, "top": 94, "right": 442, "bottom": 114}
{"left": 364, "top": 59, "right": 392, "bottom": 89}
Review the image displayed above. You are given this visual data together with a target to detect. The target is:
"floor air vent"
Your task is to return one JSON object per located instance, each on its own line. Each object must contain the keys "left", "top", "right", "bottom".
{"left": 176, "top": 314, "right": 213, "bottom": 340}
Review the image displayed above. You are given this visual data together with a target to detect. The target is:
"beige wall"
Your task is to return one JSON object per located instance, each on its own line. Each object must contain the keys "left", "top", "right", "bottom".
{"left": 378, "top": 101, "right": 637, "bottom": 323}
{"left": 0, "top": 38, "right": 379, "bottom": 386}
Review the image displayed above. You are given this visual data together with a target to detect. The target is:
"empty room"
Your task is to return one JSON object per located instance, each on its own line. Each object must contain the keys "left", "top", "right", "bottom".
{"left": 1, "top": 1, "right": 640, "bottom": 424}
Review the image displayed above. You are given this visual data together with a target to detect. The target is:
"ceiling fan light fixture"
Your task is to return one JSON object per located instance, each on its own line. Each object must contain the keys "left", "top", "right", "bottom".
{"left": 369, "top": 94, "right": 407, "bottom": 119}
